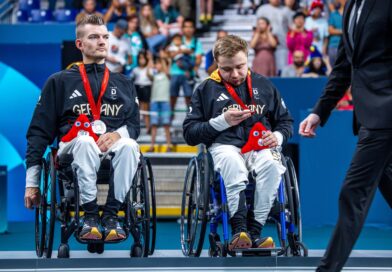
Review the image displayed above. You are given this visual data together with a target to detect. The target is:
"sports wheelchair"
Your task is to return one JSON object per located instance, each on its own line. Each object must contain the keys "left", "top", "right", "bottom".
{"left": 180, "top": 148, "right": 307, "bottom": 257}
{"left": 35, "top": 148, "right": 156, "bottom": 258}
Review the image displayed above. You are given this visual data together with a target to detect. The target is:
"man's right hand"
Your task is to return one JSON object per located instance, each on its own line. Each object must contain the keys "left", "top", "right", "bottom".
{"left": 299, "top": 113, "right": 321, "bottom": 138}
{"left": 24, "top": 187, "right": 41, "bottom": 209}
{"left": 224, "top": 109, "right": 252, "bottom": 126}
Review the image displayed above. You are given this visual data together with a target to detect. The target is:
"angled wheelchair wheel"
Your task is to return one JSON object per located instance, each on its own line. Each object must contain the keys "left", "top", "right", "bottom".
{"left": 285, "top": 157, "right": 303, "bottom": 242}
{"left": 130, "top": 156, "right": 150, "bottom": 257}
{"left": 145, "top": 157, "right": 156, "bottom": 255}
{"left": 35, "top": 152, "right": 57, "bottom": 258}
{"left": 180, "top": 152, "right": 211, "bottom": 257}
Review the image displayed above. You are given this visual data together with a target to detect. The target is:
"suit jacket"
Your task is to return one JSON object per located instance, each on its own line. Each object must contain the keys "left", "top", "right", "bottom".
{"left": 313, "top": 0, "right": 392, "bottom": 131}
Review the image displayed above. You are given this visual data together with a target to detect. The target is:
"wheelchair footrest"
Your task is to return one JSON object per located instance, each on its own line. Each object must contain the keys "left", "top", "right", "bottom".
{"left": 235, "top": 247, "right": 283, "bottom": 257}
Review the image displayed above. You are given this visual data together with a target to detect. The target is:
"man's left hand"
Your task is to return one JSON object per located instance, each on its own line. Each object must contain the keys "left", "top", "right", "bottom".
{"left": 97, "top": 132, "right": 121, "bottom": 152}
{"left": 262, "top": 130, "right": 278, "bottom": 148}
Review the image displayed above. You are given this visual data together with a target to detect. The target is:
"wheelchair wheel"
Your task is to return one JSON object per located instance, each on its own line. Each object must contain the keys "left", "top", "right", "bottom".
{"left": 130, "top": 156, "right": 150, "bottom": 257}
{"left": 145, "top": 157, "right": 156, "bottom": 256}
{"left": 286, "top": 157, "right": 303, "bottom": 242}
{"left": 35, "top": 152, "right": 57, "bottom": 258}
{"left": 180, "top": 152, "right": 211, "bottom": 257}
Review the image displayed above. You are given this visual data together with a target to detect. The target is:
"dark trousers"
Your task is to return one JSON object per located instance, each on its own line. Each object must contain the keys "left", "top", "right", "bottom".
{"left": 317, "top": 127, "right": 392, "bottom": 271}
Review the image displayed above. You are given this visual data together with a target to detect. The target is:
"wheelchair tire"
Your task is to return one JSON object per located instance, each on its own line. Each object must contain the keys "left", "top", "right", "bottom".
{"left": 35, "top": 153, "right": 57, "bottom": 258}
{"left": 286, "top": 157, "right": 303, "bottom": 242}
{"left": 57, "top": 243, "right": 70, "bottom": 258}
{"left": 130, "top": 244, "right": 143, "bottom": 257}
{"left": 180, "top": 152, "right": 210, "bottom": 257}
{"left": 130, "top": 156, "right": 150, "bottom": 257}
{"left": 144, "top": 157, "right": 156, "bottom": 256}
{"left": 286, "top": 241, "right": 308, "bottom": 257}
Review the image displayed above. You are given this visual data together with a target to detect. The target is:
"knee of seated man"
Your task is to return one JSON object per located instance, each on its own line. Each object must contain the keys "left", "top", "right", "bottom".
{"left": 75, "top": 135, "right": 97, "bottom": 147}
{"left": 254, "top": 159, "right": 282, "bottom": 176}
{"left": 116, "top": 138, "right": 139, "bottom": 153}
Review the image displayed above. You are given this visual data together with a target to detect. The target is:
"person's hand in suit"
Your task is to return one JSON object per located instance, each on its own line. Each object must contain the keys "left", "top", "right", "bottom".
{"left": 299, "top": 113, "right": 321, "bottom": 137}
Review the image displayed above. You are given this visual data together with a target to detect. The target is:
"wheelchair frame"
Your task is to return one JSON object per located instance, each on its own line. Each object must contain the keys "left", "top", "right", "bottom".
{"left": 180, "top": 149, "right": 308, "bottom": 257}
{"left": 35, "top": 148, "right": 156, "bottom": 258}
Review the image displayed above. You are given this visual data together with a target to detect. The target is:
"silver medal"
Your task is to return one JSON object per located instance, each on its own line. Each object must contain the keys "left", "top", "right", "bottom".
{"left": 92, "top": 120, "right": 107, "bottom": 135}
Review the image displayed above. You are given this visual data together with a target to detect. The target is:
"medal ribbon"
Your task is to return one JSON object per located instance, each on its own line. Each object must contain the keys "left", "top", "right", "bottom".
{"left": 79, "top": 63, "right": 109, "bottom": 120}
{"left": 219, "top": 71, "right": 256, "bottom": 112}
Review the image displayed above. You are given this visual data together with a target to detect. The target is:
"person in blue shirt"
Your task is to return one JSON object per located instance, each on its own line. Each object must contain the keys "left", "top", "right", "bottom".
{"left": 169, "top": 19, "right": 204, "bottom": 115}
{"left": 327, "top": 0, "right": 345, "bottom": 66}
{"left": 154, "top": 0, "right": 184, "bottom": 36}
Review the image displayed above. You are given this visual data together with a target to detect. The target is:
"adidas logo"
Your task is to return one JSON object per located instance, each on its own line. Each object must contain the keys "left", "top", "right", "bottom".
{"left": 69, "top": 89, "right": 82, "bottom": 99}
{"left": 216, "top": 93, "right": 229, "bottom": 102}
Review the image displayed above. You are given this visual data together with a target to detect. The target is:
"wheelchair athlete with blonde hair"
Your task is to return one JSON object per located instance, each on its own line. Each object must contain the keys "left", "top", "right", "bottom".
{"left": 24, "top": 15, "right": 140, "bottom": 242}
{"left": 183, "top": 35, "right": 293, "bottom": 251}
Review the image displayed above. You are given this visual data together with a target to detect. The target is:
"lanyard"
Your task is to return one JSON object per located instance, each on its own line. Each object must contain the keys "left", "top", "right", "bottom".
{"left": 78, "top": 63, "right": 109, "bottom": 120}
{"left": 219, "top": 72, "right": 256, "bottom": 112}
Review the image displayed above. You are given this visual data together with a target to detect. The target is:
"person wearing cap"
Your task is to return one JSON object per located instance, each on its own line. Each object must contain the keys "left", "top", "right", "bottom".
{"left": 305, "top": 0, "right": 329, "bottom": 57}
{"left": 302, "top": 45, "right": 329, "bottom": 77}
{"left": 24, "top": 15, "right": 140, "bottom": 242}
{"left": 300, "top": 0, "right": 392, "bottom": 270}
{"left": 106, "top": 19, "right": 130, "bottom": 73}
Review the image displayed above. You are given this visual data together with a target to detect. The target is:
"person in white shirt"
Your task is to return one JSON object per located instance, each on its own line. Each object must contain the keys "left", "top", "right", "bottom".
{"left": 305, "top": 0, "right": 329, "bottom": 56}
{"left": 106, "top": 19, "right": 129, "bottom": 73}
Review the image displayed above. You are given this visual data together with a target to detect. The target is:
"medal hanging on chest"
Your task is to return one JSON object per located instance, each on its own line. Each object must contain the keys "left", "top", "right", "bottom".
{"left": 79, "top": 63, "right": 109, "bottom": 135}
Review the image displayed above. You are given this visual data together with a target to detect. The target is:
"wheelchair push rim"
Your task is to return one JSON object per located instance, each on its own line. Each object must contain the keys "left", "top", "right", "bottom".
{"left": 35, "top": 152, "right": 57, "bottom": 258}
{"left": 180, "top": 153, "right": 210, "bottom": 257}
{"left": 144, "top": 157, "right": 156, "bottom": 255}
{"left": 130, "top": 155, "right": 150, "bottom": 257}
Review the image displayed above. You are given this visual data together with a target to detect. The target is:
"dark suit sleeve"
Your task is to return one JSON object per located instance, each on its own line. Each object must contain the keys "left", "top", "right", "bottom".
{"left": 183, "top": 86, "right": 221, "bottom": 146}
{"left": 312, "top": 38, "right": 352, "bottom": 126}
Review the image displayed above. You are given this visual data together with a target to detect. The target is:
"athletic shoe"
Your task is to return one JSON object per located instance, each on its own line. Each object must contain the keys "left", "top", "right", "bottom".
{"left": 79, "top": 215, "right": 102, "bottom": 241}
{"left": 228, "top": 231, "right": 252, "bottom": 251}
{"left": 252, "top": 236, "right": 275, "bottom": 248}
{"left": 102, "top": 216, "right": 126, "bottom": 242}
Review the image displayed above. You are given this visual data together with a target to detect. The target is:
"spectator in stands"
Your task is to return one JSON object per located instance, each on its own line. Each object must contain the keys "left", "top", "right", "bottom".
{"left": 139, "top": 4, "right": 167, "bottom": 55}
{"left": 169, "top": 19, "right": 203, "bottom": 112}
{"left": 147, "top": 57, "right": 172, "bottom": 152}
{"left": 131, "top": 51, "right": 153, "bottom": 132}
{"left": 103, "top": 0, "right": 135, "bottom": 23}
{"left": 282, "top": 0, "right": 297, "bottom": 27}
{"left": 287, "top": 12, "right": 313, "bottom": 64}
{"left": 122, "top": 14, "right": 144, "bottom": 75}
{"left": 250, "top": 17, "right": 278, "bottom": 77}
{"left": 256, "top": 0, "right": 292, "bottom": 74}
{"left": 237, "top": 0, "right": 257, "bottom": 15}
{"left": 154, "top": 0, "right": 184, "bottom": 36}
{"left": 327, "top": 0, "right": 345, "bottom": 66}
{"left": 199, "top": 0, "right": 214, "bottom": 24}
{"left": 281, "top": 50, "right": 305, "bottom": 77}
{"left": 305, "top": 0, "right": 329, "bottom": 56}
{"left": 172, "top": 0, "right": 192, "bottom": 21}
{"left": 76, "top": 0, "right": 103, "bottom": 23}
{"left": 106, "top": 19, "right": 129, "bottom": 73}
{"left": 206, "top": 29, "right": 228, "bottom": 75}
{"left": 302, "top": 46, "right": 328, "bottom": 77}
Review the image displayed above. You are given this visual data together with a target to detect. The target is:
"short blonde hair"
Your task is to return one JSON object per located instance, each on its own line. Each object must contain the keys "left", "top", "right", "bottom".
{"left": 213, "top": 35, "right": 248, "bottom": 61}
{"left": 76, "top": 14, "right": 105, "bottom": 38}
